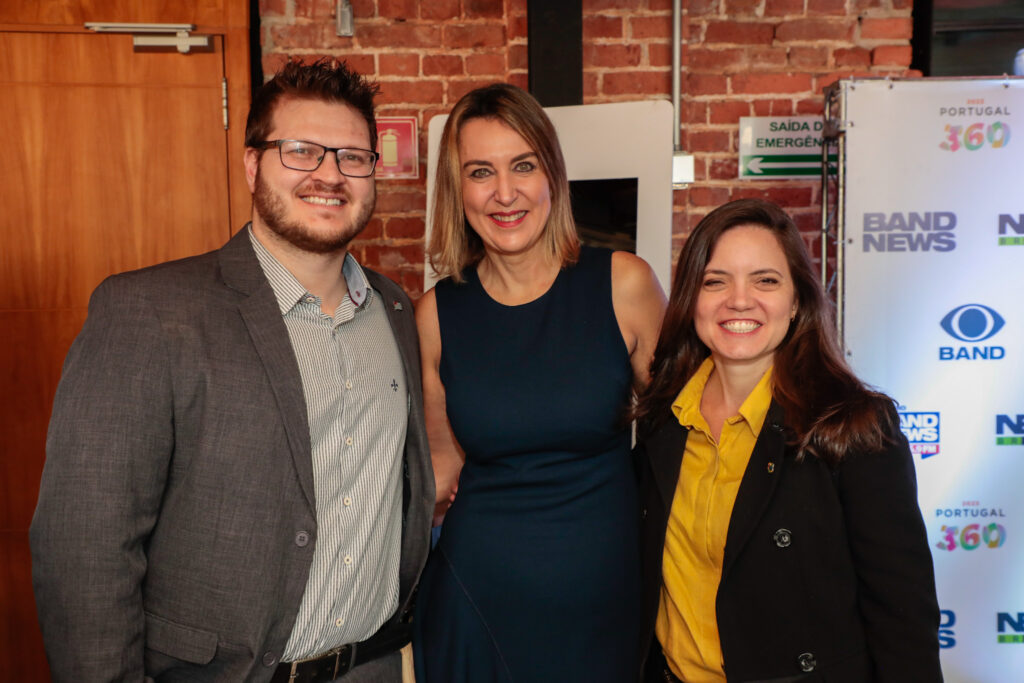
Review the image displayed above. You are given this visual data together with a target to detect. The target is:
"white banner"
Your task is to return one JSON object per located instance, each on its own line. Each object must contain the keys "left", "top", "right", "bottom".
{"left": 841, "top": 77, "right": 1024, "bottom": 680}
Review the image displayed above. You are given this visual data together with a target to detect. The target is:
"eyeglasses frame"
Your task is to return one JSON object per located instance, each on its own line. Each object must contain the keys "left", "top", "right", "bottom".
{"left": 257, "top": 139, "right": 379, "bottom": 178}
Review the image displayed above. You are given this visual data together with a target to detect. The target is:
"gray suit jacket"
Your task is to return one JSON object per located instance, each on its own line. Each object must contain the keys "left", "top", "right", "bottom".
{"left": 30, "top": 229, "right": 434, "bottom": 682}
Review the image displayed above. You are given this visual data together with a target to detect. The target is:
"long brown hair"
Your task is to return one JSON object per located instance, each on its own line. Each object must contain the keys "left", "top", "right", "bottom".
{"left": 428, "top": 83, "right": 579, "bottom": 282}
{"left": 634, "top": 199, "right": 898, "bottom": 465}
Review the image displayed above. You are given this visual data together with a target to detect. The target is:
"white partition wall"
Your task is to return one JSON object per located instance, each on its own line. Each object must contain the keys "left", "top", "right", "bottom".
{"left": 424, "top": 100, "right": 674, "bottom": 292}
{"left": 839, "top": 77, "right": 1024, "bottom": 681}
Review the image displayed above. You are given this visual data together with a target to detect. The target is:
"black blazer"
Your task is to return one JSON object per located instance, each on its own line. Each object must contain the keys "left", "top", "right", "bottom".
{"left": 636, "top": 401, "right": 942, "bottom": 682}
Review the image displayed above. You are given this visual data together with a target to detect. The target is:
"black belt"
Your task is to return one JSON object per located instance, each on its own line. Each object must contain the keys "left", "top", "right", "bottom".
{"left": 270, "top": 622, "right": 410, "bottom": 683}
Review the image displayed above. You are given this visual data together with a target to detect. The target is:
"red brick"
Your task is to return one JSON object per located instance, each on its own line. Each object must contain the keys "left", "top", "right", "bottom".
{"left": 584, "top": 16, "right": 623, "bottom": 40}
{"left": 872, "top": 45, "right": 912, "bottom": 67}
{"left": 807, "top": 0, "right": 847, "bottom": 16}
{"left": 602, "top": 70, "right": 672, "bottom": 95}
{"left": 380, "top": 54, "right": 419, "bottom": 76}
{"left": 709, "top": 100, "right": 752, "bottom": 123}
{"left": 358, "top": 217, "right": 383, "bottom": 241}
{"left": 708, "top": 157, "right": 739, "bottom": 180}
{"left": 508, "top": 72, "right": 529, "bottom": 91}
{"left": 630, "top": 16, "right": 671, "bottom": 40}
{"left": 337, "top": 54, "right": 376, "bottom": 75}
{"left": 294, "top": 0, "right": 333, "bottom": 19}
{"left": 725, "top": 0, "right": 762, "bottom": 15}
{"left": 776, "top": 19, "right": 854, "bottom": 42}
{"left": 585, "top": 43, "right": 643, "bottom": 68}
{"left": 261, "top": 53, "right": 291, "bottom": 78}
{"left": 356, "top": 23, "right": 442, "bottom": 48}
{"left": 793, "top": 211, "right": 821, "bottom": 232}
{"left": 795, "top": 98, "right": 824, "bottom": 115}
{"left": 764, "top": 0, "right": 804, "bottom": 15}
{"left": 686, "top": 73, "right": 729, "bottom": 95}
{"left": 688, "top": 0, "right": 722, "bottom": 13}
{"left": 377, "top": 80, "right": 444, "bottom": 105}
{"left": 688, "top": 129, "right": 731, "bottom": 153}
{"left": 260, "top": 0, "right": 288, "bottom": 16}
{"left": 688, "top": 47, "right": 744, "bottom": 72}
{"left": 509, "top": 0, "right": 528, "bottom": 13}
{"left": 834, "top": 47, "right": 870, "bottom": 68}
{"left": 421, "top": 0, "right": 459, "bottom": 20}
{"left": 268, "top": 22, "right": 325, "bottom": 48}
{"left": 649, "top": 0, "right": 674, "bottom": 9}
{"left": 378, "top": 0, "right": 418, "bottom": 19}
{"left": 509, "top": 15, "right": 528, "bottom": 39}
{"left": 467, "top": 53, "right": 506, "bottom": 75}
{"left": 376, "top": 189, "right": 426, "bottom": 213}
{"left": 384, "top": 216, "right": 425, "bottom": 239}
{"left": 747, "top": 46, "right": 788, "bottom": 69}
{"left": 684, "top": 100, "right": 708, "bottom": 124}
{"left": 691, "top": 156, "right": 707, "bottom": 182}
{"left": 649, "top": 43, "right": 673, "bottom": 67}
{"left": 732, "top": 186, "right": 814, "bottom": 205}
{"left": 423, "top": 55, "right": 463, "bottom": 76}
{"left": 466, "top": 0, "right": 503, "bottom": 18}
{"left": 444, "top": 23, "right": 506, "bottom": 48}
{"left": 510, "top": 44, "right": 528, "bottom": 70}
{"left": 688, "top": 186, "right": 732, "bottom": 207}
{"left": 586, "top": 0, "right": 641, "bottom": 8}
{"left": 788, "top": 46, "right": 829, "bottom": 68}
{"left": 892, "top": 0, "right": 912, "bottom": 9}
{"left": 851, "top": 0, "right": 881, "bottom": 7}
{"left": 704, "top": 21, "right": 775, "bottom": 45}
{"left": 732, "top": 72, "right": 813, "bottom": 94}
{"left": 752, "top": 98, "right": 795, "bottom": 115}
{"left": 448, "top": 78, "right": 497, "bottom": 102}
{"left": 351, "top": 0, "right": 375, "bottom": 15}
{"left": 860, "top": 17, "right": 912, "bottom": 40}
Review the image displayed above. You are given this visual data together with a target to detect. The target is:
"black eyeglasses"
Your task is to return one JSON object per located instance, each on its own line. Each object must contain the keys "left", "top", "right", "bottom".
{"left": 258, "top": 139, "right": 379, "bottom": 177}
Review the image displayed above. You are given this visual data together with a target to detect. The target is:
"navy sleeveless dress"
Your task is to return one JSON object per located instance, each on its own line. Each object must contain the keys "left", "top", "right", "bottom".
{"left": 413, "top": 247, "right": 642, "bottom": 682}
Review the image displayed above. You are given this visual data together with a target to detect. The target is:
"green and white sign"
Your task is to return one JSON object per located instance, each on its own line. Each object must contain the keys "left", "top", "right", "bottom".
{"left": 738, "top": 116, "right": 833, "bottom": 179}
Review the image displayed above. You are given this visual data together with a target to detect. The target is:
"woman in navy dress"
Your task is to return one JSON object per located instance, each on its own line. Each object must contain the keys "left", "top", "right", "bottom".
{"left": 413, "top": 83, "right": 666, "bottom": 682}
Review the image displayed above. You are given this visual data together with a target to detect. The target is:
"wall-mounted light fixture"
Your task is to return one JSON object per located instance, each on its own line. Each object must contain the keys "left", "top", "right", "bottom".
{"left": 336, "top": 0, "right": 354, "bottom": 37}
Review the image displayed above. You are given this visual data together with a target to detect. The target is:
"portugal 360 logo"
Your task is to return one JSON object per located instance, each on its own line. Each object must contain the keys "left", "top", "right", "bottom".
{"left": 935, "top": 503, "right": 1007, "bottom": 551}
{"left": 939, "top": 304, "right": 1006, "bottom": 360}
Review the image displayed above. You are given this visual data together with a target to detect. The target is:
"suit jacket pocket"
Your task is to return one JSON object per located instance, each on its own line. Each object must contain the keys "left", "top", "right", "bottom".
{"left": 145, "top": 611, "right": 219, "bottom": 665}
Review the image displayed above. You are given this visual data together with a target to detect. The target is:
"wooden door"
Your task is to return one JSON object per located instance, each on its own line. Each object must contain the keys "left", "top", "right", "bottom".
{"left": 0, "top": 2, "right": 250, "bottom": 678}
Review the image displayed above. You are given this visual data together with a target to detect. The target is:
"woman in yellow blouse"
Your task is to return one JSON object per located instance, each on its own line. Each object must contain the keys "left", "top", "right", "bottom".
{"left": 633, "top": 199, "right": 942, "bottom": 682}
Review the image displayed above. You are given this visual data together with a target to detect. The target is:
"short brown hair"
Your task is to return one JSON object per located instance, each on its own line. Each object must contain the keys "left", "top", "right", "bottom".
{"left": 244, "top": 58, "right": 381, "bottom": 151}
{"left": 428, "top": 83, "right": 579, "bottom": 282}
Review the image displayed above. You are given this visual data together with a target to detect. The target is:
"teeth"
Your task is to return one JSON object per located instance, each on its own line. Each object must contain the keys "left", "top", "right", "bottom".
{"left": 302, "top": 196, "right": 343, "bottom": 206}
{"left": 491, "top": 211, "right": 526, "bottom": 223}
{"left": 721, "top": 320, "right": 760, "bottom": 333}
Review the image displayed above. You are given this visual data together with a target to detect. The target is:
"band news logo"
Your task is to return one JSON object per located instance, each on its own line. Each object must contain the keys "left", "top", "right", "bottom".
{"left": 998, "top": 612, "right": 1024, "bottom": 644}
{"left": 999, "top": 213, "right": 1024, "bottom": 246}
{"left": 934, "top": 501, "right": 1007, "bottom": 552}
{"left": 939, "top": 304, "right": 1005, "bottom": 361}
{"left": 939, "top": 610, "right": 956, "bottom": 649}
{"left": 862, "top": 212, "right": 956, "bottom": 252}
{"left": 996, "top": 414, "right": 1024, "bottom": 446}
{"left": 899, "top": 410, "right": 940, "bottom": 458}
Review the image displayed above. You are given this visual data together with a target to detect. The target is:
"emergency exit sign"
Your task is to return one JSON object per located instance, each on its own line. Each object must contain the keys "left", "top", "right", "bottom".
{"left": 738, "top": 116, "right": 834, "bottom": 179}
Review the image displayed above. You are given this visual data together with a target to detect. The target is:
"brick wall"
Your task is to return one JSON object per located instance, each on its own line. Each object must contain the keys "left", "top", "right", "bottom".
{"left": 258, "top": 0, "right": 916, "bottom": 296}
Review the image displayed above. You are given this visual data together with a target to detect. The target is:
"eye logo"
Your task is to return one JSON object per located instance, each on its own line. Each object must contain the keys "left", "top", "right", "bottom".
{"left": 940, "top": 304, "right": 1005, "bottom": 342}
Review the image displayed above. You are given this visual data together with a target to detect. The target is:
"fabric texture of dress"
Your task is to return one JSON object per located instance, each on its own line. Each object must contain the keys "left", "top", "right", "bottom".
{"left": 414, "top": 246, "right": 642, "bottom": 682}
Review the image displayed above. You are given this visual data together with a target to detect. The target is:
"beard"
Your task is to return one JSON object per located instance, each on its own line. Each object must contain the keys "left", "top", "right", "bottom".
{"left": 253, "top": 166, "right": 375, "bottom": 254}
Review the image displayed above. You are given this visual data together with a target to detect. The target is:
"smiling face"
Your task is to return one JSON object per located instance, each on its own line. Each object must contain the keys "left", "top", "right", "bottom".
{"left": 694, "top": 224, "right": 798, "bottom": 376}
{"left": 244, "top": 97, "right": 375, "bottom": 254}
{"left": 457, "top": 117, "right": 552, "bottom": 261}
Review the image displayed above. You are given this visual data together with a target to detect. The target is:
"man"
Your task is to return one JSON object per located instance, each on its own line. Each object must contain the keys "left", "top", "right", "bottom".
{"left": 30, "top": 59, "right": 433, "bottom": 683}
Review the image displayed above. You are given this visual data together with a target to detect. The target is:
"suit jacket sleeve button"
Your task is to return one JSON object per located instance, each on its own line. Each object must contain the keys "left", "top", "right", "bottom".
{"left": 641, "top": 507, "right": 647, "bottom": 520}
{"left": 773, "top": 528, "right": 792, "bottom": 548}
{"left": 797, "top": 652, "right": 816, "bottom": 672}
{"left": 295, "top": 531, "right": 310, "bottom": 547}
{"left": 262, "top": 651, "right": 278, "bottom": 667}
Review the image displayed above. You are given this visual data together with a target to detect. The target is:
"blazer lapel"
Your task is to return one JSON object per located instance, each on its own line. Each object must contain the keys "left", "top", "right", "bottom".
{"left": 218, "top": 230, "right": 316, "bottom": 512}
{"left": 721, "top": 401, "right": 788, "bottom": 578}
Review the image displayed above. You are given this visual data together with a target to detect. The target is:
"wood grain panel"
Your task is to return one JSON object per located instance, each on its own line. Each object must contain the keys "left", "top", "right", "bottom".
{"left": 0, "top": 0, "right": 230, "bottom": 27}
{"left": 0, "top": 31, "right": 231, "bottom": 310}
{"left": 0, "top": 311, "right": 87, "bottom": 530}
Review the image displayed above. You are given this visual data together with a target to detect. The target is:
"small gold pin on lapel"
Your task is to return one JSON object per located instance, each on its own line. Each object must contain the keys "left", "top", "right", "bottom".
{"left": 766, "top": 462, "right": 776, "bottom": 474}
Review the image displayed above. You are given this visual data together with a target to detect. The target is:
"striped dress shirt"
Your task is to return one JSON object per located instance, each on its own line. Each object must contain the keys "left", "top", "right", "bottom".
{"left": 249, "top": 230, "right": 407, "bottom": 660}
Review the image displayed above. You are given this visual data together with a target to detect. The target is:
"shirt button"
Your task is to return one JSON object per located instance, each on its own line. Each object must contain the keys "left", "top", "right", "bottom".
{"left": 262, "top": 651, "right": 277, "bottom": 667}
{"left": 304, "top": 296, "right": 316, "bottom": 304}
{"left": 295, "top": 531, "right": 310, "bottom": 547}
{"left": 343, "top": 496, "right": 353, "bottom": 506}
{"left": 345, "top": 436, "right": 353, "bottom": 446}
{"left": 798, "top": 652, "right": 816, "bottom": 672}
{"left": 345, "top": 379, "right": 353, "bottom": 389}
{"left": 344, "top": 555, "right": 353, "bottom": 565}
{"left": 335, "top": 617, "right": 344, "bottom": 627}
{"left": 773, "top": 528, "right": 793, "bottom": 548}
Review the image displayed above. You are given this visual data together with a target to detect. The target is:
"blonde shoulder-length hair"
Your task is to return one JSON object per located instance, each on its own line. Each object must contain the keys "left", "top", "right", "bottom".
{"left": 428, "top": 83, "right": 580, "bottom": 282}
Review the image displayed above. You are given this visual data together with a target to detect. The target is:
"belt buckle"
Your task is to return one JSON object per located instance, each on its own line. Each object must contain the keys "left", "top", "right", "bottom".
{"left": 332, "top": 643, "right": 355, "bottom": 679}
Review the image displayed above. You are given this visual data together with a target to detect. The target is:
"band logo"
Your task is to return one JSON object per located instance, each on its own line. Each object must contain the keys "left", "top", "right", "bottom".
{"left": 939, "top": 610, "right": 956, "bottom": 649}
{"left": 998, "top": 612, "right": 1024, "bottom": 644}
{"left": 996, "top": 414, "right": 1024, "bottom": 446}
{"left": 862, "top": 212, "right": 956, "bottom": 252}
{"left": 899, "top": 411, "right": 940, "bottom": 458}
{"left": 939, "top": 304, "right": 1005, "bottom": 361}
{"left": 999, "top": 214, "right": 1024, "bottom": 246}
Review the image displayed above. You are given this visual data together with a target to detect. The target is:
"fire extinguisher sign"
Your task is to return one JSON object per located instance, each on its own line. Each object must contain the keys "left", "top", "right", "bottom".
{"left": 375, "top": 117, "right": 419, "bottom": 179}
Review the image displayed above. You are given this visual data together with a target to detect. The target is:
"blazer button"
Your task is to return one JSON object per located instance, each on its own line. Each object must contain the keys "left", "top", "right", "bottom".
{"left": 262, "top": 651, "right": 278, "bottom": 667}
{"left": 295, "top": 531, "right": 310, "bottom": 547}
{"left": 797, "top": 652, "right": 816, "bottom": 672}
{"left": 773, "top": 528, "right": 793, "bottom": 548}
{"left": 641, "top": 507, "right": 648, "bottom": 520}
